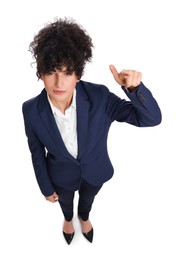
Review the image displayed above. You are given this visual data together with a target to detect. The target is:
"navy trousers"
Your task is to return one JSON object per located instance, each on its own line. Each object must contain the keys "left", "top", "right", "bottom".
{"left": 55, "top": 179, "right": 102, "bottom": 221}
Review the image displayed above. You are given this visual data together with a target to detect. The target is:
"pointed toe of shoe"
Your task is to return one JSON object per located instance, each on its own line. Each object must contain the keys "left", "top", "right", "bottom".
{"left": 63, "top": 231, "right": 75, "bottom": 245}
{"left": 83, "top": 228, "right": 93, "bottom": 243}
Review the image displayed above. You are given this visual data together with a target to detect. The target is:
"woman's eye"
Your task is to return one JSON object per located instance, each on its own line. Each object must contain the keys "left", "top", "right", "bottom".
{"left": 64, "top": 71, "right": 73, "bottom": 76}
{"left": 48, "top": 70, "right": 58, "bottom": 75}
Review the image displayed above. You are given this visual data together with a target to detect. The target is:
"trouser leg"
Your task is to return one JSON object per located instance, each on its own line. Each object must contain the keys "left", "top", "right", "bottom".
{"left": 78, "top": 179, "right": 103, "bottom": 221}
{"left": 55, "top": 185, "right": 75, "bottom": 221}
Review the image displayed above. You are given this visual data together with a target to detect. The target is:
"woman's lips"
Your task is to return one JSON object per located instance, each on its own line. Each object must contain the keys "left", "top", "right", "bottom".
{"left": 53, "top": 90, "right": 66, "bottom": 95}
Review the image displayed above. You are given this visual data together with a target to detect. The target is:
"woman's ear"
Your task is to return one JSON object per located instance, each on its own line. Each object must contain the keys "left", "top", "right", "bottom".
{"left": 76, "top": 76, "right": 80, "bottom": 82}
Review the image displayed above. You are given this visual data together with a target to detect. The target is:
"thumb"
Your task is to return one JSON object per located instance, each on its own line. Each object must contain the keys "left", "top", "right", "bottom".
{"left": 53, "top": 192, "right": 59, "bottom": 199}
{"left": 109, "top": 64, "right": 120, "bottom": 83}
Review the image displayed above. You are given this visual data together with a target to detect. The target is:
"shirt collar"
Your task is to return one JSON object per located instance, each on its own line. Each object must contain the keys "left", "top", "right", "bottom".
{"left": 47, "top": 89, "right": 76, "bottom": 116}
{"left": 71, "top": 89, "right": 76, "bottom": 110}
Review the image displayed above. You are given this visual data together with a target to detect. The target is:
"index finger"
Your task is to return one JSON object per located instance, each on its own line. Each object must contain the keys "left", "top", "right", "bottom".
{"left": 109, "top": 64, "right": 121, "bottom": 82}
{"left": 109, "top": 64, "right": 118, "bottom": 75}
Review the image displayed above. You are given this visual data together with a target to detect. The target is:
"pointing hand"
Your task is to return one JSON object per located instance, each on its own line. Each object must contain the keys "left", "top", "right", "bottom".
{"left": 109, "top": 64, "right": 142, "bottom": 90}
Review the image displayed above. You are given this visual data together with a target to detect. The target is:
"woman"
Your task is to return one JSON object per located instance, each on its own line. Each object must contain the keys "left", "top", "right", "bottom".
{"left": 22, "top": 17, "right": 161, "bottom": 244}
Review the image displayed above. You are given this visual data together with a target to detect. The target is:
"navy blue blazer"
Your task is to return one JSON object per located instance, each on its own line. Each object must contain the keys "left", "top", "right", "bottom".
{"left": 22, "top": 80, "right": 161, "bottom": 196}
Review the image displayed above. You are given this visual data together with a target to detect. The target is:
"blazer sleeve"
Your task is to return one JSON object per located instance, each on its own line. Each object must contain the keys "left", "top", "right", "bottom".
{"left": 22, "top": 103, "right": 55, "bottom": 197}
{"left": 105, "top": 82, "right": 162, "bottom": 127}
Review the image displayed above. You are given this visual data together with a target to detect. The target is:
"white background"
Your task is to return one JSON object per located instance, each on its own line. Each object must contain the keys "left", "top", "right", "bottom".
{"left": 0, "top": 0, "right": 182, "bottom": 259}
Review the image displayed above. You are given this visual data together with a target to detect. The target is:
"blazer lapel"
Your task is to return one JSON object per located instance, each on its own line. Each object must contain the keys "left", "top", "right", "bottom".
{"left": 76, "top": 82, "right": 90, "bottom": 160}
{"left": 38, "top": 89, "right": 77, "bottom": 162}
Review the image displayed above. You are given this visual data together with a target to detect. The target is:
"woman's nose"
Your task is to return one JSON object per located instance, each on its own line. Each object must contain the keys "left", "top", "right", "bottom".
{"left": 56, "top": 72, "right": 64, "bottom": 88}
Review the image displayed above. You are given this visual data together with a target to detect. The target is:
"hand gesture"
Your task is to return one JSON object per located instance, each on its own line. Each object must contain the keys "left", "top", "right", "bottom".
{"left": 109, "top": 64, "right": 142, "bottom": 90}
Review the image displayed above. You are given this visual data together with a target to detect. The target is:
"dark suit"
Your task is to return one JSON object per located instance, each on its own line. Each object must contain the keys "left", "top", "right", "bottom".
{"left": 22, "top": 80, "right": 161, "bottom": 197}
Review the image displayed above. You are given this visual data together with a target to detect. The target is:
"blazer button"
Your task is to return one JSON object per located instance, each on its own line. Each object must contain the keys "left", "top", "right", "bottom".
{"left": 138, "top": 92, "right": 146, "bottom": 101}
{"left": 76, "top": 160, "right": 80, "bottom": 166}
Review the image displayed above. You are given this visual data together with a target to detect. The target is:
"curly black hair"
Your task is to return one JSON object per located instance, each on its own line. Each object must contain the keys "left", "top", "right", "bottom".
{"left": 29, "top": 17, "right": 94, "bottom": 79}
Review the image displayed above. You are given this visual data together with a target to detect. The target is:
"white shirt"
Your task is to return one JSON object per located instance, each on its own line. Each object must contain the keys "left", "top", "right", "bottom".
{"left": 47, "top": 90, "right": 78, "bottom": 158}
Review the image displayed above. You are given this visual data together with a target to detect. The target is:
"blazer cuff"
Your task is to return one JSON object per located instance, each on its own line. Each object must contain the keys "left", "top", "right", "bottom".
{"left": 121, "top": 83, "right": 142, "bottom": 93}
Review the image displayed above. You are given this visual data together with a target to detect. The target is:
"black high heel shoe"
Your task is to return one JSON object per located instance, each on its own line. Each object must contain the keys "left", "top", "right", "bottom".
{"left": 82, "top": 228, "right": 93, "bottom": 243}
{"left": 63, "top": 231, "right": 74, "bottom": 245}
{"left": 78, "top": 215, "right": 94, "bottom": 243}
